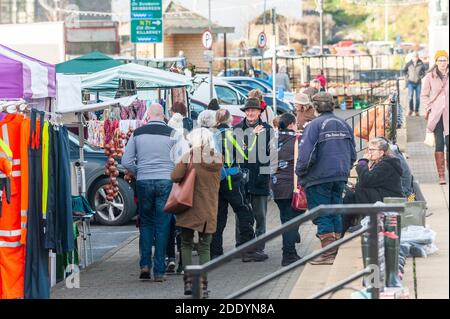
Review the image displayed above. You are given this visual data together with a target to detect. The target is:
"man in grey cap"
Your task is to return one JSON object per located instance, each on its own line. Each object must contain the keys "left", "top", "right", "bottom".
{"left": 293, "top": 92, "right": 316, "bottom": 132}
{"left": 295, "top": 92, "right": 356, "bottom": 265}
{"left": 403, "top": 51, "right": 427, "bottom": 116}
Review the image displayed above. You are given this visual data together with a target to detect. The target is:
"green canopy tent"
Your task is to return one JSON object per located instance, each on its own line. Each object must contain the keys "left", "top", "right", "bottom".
{"left": 56, "top": 51, "right": 123, "bottom": 74}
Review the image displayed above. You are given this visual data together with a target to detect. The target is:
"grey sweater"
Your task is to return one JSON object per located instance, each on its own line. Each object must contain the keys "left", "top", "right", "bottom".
{"left": 122, "top": 120, "right": 189, "bottom": 181}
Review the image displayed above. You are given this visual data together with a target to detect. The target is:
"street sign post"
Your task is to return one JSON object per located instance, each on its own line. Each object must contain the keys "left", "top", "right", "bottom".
{"left": 130, "top": 0, "right": 163, "bottom": 44}
{"left": 257, "top": 32, "right": 267, "bottom": 49}
{"left": 202, "top": 30, "right": 213, "bottom": 50}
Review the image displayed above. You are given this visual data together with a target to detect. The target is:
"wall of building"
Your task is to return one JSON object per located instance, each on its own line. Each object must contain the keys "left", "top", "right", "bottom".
{"left": 428, "top": 0, "right": 449, "bottom": 64}
{"left": 164, "top": 33, "right": 207, "bottom": 70}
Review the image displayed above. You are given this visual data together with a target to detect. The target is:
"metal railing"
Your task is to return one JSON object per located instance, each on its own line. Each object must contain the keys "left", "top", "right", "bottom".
{"left": 344, "top": 78, "right": 400, "bottom": 154}
{"left": 184, "top": 203, "right": 405, "bottom": 299}
{"left": 213, "top": 54, "right": 405, "bottom": 91}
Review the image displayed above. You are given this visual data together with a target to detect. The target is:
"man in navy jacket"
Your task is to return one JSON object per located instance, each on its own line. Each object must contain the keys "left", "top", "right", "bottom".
{"left": 296, "top": 92, "right": 356, "bottom": 265}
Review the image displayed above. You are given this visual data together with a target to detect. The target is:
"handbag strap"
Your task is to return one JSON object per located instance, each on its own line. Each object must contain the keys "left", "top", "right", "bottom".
{"left": 428, "top": 75, "right": 448, "bottom": 106}
{"left": 293, "top": 135, "right": 299, "bottom": 192}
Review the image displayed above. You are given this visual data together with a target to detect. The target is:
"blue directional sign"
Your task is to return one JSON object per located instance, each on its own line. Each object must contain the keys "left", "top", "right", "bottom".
{"left": 130, "top": 0, "right": 163, "bottom": 43}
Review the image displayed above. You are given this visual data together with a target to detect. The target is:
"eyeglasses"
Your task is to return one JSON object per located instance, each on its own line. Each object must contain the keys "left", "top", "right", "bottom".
{"left": 437, "top": 59, "right": 448, "bottom": 63}
{"left": 367, "top": 148, "right": 382, "bottom": 153}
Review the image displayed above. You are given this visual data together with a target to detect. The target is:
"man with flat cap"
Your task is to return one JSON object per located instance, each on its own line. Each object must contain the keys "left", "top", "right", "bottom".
{"left": 295, "top": 92, "right": 356, "bottom": 265}
{"left": 234, "top": 98, "right": 277, "bottom": 261}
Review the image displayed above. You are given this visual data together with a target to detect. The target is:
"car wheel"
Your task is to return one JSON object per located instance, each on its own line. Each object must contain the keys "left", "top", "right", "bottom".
{"left": 89, "top": 177, "right": 136, "bottom": 226}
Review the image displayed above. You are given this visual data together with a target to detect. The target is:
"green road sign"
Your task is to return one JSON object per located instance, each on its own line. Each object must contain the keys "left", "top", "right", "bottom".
{"left": 130, "top": 0, "right": 163, "bottom": 19}
{"left": 131, "top": 19, "right": 163, "bottom": 43}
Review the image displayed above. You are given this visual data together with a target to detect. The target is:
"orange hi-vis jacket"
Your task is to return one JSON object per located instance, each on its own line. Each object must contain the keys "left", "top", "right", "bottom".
{"left": 0, "top": 113, "right": 30, "bottom": 299}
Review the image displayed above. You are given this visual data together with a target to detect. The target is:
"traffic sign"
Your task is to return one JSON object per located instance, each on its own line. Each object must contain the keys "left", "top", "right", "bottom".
{"left": 257, "top": 32, "right": 267, "bottom": 49}
{"left": 130, "top": 0, "right": 163, "bottom": 19}
{"left": 202, "top": 30, "right": 213, "bottom": 50}
{"left": 130, "top": 0, "right": 163, "bottom": 43}
{"left": 131, "top": 19, "right": 163, "bottom": 43}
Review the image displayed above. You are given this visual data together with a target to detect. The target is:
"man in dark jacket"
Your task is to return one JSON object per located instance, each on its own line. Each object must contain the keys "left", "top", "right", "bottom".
{"left": 403, "top": 52, "right": 427, "bottom": 116}
{"left": 234, "top": 98, "right": 277, "bottom": 260}
{"left": 210, "top": 109, "right": 262, "bottom": 262}
{"left": 296, "top": 92, "right": 356, "bottom": 265}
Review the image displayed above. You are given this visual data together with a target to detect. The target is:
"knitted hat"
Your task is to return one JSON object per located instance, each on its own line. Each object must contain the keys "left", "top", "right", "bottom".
{"left": 435, "top": 50, "right": 449, "bottom": 61}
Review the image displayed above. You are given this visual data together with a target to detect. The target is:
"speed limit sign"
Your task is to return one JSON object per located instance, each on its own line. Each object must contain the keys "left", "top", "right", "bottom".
{"left": 202, "top": 30, "right": 213, "bottom": 50}
{"left": 257, "top": 32, "right": 267, "bottom": 49}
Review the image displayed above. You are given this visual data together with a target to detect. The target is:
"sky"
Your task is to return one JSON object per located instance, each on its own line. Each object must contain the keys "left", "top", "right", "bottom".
{"left": 113, "top": 0, "right": 306, "bottom": 39}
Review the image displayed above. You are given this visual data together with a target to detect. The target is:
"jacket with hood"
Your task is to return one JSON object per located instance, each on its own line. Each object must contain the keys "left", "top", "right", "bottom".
{"left": 354, "top": 156, "right": 404, "bottom": 203}
{"left": 171, "top": 147, "right": 222, "bottom": 234}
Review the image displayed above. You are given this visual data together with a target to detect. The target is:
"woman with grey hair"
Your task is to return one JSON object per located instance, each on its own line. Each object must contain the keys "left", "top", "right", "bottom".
{"left": 196, "top": 110, "right": 217, "bottom": 128}
{"left": 342, "top": 137, "right": 404, "bottom": 235}
{"left": 171, "top": 128, "right": 222, "bottom": 298}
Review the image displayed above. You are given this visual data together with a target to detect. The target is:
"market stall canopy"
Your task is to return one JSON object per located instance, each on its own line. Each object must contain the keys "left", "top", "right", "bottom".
{"left": 0, "top": 44, "right": 56, "bottom": 99}
{"left": 56, "top": 51, "right": 123, "bottom": 74}
{"left": 56, "top": 63, "right": 192, "bottom": 114}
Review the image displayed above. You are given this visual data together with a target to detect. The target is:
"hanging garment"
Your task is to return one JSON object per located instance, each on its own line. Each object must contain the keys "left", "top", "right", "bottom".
{"left": 0, "top": 113, "right": 26, "bottom": 299}
{"left": 44, "top": 124, "right": 56, "bottom": 251}
{"left": 54, "top": 126, "right": 74, "bottom": 254}
{"left": 24, "top": 110, "right": 50, "bottom": 299}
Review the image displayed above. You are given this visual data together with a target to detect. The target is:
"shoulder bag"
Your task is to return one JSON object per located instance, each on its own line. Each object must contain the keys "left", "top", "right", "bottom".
{"left": 291, "top": 135, "right": 308, "bottom": 211}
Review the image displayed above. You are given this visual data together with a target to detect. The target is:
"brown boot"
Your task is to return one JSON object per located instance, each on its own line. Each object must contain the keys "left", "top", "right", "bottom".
{"left": 435, "top": 152, "right": 446, "bottom": 185}
{"left": 310, "top": 233, "right": 336, "bottom": 265}
{"left": 183, "top": 275, "right": 192, "bottom": 296}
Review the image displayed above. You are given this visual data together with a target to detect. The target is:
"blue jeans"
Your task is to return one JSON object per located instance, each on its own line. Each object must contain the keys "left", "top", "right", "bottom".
{"left": 407, "top": 82, "right": 421, "bottom": 112}
{"left": 275, "top": 199, "right": 301, "bottom": 257}
{"left": 137, "top": 179, "right": 173, "bottom": 276}
{"left": 305, "top": 181, "right": 345, "bottom": 236}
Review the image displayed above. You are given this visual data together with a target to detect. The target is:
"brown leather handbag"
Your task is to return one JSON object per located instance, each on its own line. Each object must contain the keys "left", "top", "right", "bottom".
{"left": 164, "top": 155, "right": 196, "bottom": 214}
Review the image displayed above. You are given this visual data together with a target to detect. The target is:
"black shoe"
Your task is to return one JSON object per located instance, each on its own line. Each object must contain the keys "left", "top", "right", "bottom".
{"left": 242, "top": 251, "right": 269, "bottom": 262}
{"left": 166, "top": 261, "right": 176, "bottom": 274}
{"left": 281, "top": 254, "right": 302, "bottom": 267}
{"left": 139, "top": 267, "right": 151, "bottom": 280}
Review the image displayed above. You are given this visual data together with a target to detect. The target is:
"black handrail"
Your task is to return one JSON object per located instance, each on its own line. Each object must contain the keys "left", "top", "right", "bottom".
{"left": 185, "top": 203, "right": 405, "bottom": 300}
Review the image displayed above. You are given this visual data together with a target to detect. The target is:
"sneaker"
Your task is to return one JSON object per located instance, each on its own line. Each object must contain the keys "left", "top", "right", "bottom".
{"left": 281, "top": 254, "right": 302, "bottom": 267}
{"left": 242, "top": 251, "right": 269, "bottom": 262}
{"left": 153, "top": 275, "right": 166, "bottom": 282}
{"left": 139, "top": 267, "right": 151, "bottom": 280}
{"left": 166, "top": 261, "right": 176, "bottom": 274}
{"left": 415, "top": 112, "right": 420, "bottom": 117}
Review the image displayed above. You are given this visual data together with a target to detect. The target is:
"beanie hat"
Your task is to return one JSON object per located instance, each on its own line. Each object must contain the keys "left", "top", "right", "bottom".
{"left": 435, "top": 50, "right": 449, "bottom": 61}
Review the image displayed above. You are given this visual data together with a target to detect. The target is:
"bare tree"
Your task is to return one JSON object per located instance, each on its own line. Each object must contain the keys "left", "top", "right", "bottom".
{"left": 37, "top": 0, "right": 70, "bottom": 21}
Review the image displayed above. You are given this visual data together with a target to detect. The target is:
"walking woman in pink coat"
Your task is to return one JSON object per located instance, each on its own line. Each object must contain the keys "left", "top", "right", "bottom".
{"left": 421, "top": 50, "right": 449, "bottom": 185}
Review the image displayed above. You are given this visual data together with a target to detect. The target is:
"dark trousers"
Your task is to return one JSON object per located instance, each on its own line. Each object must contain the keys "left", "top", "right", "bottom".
{"left": 434, "top": 116, "right": 449, "bottom": 152}
{"left": 25, "top": 111, "right": 50, "bottom": 299}
{"left": 274, "top": 199, "right": 301, "bottom": 257}
{"left": 166, "top": 215, "right": 182, "bottom": 264}
{"left": 210, "top": 176, "right": 255, "bottom": 257}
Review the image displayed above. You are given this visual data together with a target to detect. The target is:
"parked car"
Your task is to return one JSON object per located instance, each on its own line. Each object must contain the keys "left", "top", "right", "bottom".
{"left": 192, "top": 75, "right": 293, "bottom": 117}
{"left": 303, "top": 46, "right": 331, "bottom": 56}
{"left": 217, "top": 68, "right": 270, "bottom": 80}
{"left": 68, "top": 131, "right": 136, "bottom": 226}
{"left": 226, "top": 82, "right": 294, "bottom": 115}
{"left": 221, "top": 76, "right": 272, "bottom": 94}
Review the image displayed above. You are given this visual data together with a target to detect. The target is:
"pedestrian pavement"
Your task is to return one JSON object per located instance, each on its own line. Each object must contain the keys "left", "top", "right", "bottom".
{"left": 52, "top": 201, "right": 317, "bottom": 299}
{"left": 289, "top": 84, "right": 449, "bottom": 299}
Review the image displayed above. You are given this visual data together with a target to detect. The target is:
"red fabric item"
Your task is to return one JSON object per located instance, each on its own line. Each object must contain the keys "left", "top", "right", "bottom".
{"left": 260, "top": 100, "right": 267, "bottom": 111}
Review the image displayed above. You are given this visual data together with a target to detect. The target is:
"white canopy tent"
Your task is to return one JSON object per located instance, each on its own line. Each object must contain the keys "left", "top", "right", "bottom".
{"left": 56, "top": 63, "right": 192, "bottom": 114}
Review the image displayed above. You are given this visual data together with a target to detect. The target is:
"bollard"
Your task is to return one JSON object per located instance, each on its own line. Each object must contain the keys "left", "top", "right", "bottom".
{"left": 384, "top": 213, "right": 402, "bottom": 287}
{"left": 191, "top": 274, "right": 202, "bottom": 299}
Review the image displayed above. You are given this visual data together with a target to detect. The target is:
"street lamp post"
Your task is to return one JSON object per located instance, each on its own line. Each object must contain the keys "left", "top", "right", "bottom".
{"left": 318, "top": 0, "right": 323, "bottom": 55}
